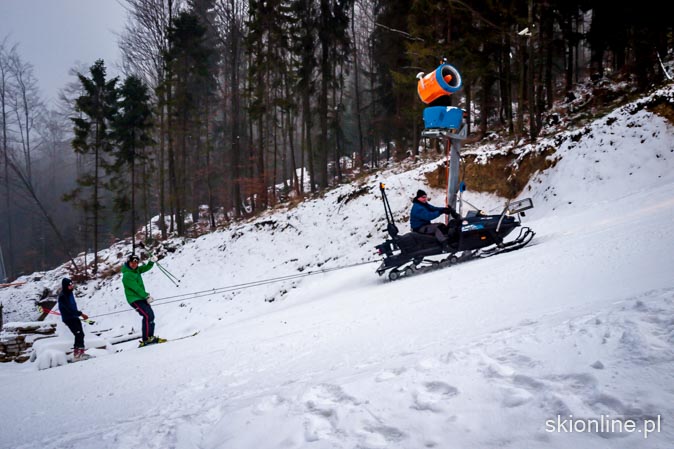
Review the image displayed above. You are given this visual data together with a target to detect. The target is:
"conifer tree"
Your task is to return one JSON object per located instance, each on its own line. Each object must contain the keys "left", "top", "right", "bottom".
{"left": 110, "top": 75, "right": 154, "bottom": 252}
{"left": 316, "top": 0, "right": 352, "bottom": 187}
{"left": 66, "top": 59, "right": 118, "bottom": 274}
{"left": 289, "top": 0, "right": 318, "bottom": 192}
{"left": 165, "top": 11, "right": 215, "bottom": 235}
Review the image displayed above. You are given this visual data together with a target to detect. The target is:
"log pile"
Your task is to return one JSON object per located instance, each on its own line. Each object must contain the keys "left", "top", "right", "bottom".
{"left": 0, "top": 322, "right": 57, "bottom": 363}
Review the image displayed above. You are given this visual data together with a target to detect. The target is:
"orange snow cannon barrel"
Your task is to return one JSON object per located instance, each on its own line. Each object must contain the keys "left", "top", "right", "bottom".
{"left": 417, "top": 64, "right": 463, "bottom": 104}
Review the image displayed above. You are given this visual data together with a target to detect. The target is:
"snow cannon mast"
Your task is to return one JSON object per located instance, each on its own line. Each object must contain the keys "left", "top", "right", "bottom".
{"left": 417, "top": 61, "right": 467, "bottom": 211}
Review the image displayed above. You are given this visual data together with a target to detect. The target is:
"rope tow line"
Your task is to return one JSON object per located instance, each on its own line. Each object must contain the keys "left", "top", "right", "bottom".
{"left": 90, "top": 259, "right": 378, "bottom": 319}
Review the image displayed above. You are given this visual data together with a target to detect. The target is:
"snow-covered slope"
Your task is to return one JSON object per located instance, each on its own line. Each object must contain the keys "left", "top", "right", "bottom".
{"left": 1, "top": 85, "right": 673, "bottom": 449}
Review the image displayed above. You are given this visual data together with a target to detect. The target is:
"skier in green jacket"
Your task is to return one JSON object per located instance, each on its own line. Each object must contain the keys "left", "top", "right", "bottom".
{"left": 122, "top": 254, "right": 165, "bottom": 346}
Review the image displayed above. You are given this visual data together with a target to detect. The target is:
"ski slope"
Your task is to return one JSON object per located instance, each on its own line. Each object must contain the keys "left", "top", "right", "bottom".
{"left": 0, "top": 85, "right": 673, "bottom": 449}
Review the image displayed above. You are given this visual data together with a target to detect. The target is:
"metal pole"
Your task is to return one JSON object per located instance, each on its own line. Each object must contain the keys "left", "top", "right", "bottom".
{"left": 447, "top": 137, "right": 461, "bottom": 210}
{"left": 446, "top": 123, "right": 467, "bottom": 211}
{"left": 0, "top": 241, "right": 7, "bottom": 283}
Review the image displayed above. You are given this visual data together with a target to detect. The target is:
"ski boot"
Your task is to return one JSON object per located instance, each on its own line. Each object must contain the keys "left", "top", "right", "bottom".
{"left": 73, "top": 348, "right": 92, "bottom": 361}
{"left": 139, "top": 336, "right": 167, "bottom": 347}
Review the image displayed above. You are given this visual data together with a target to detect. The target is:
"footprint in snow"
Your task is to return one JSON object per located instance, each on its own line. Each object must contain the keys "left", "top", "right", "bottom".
{"left": 482, "top": 362, "right": 516, "bottom": 379}
{"left": 440, "top": 351, "right": 459, "bottom": 364}
{"left": 545, "top": 372, "right": 598, "bottom": 394}
{"left": 494, "top": 350, "right": 538, "bottom": 369}
{"left": 358, "top": 422, "right": 407, "bottom": 446}
{"left": 253, "top": 394, "right": 287, "bottom": 415}
{"left": 587, "top": 392, "right": 648, "bottom": 419}
{"left": 302, "top": 383, "right": 360, "bottom": 443}
{"left": 411, "top": 381, "right": 459, "bottom": 413}
{"left": 513, "top": 374, "right": 547, "bottom": 391}
{"left": 500, "top": 387, "right": 533, "bottom": 408}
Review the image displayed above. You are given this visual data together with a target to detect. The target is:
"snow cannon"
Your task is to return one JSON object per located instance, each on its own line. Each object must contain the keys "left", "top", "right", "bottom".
{"left": 417, "top": 61, "right": 467, "bottom": 211}
{"left": 416, "top": 63, "right": 462, "bottom": 105}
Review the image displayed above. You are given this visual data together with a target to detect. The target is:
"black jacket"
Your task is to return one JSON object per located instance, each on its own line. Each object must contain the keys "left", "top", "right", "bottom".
{"left": 57, "top": 278, "right": 81, "bottom": 321}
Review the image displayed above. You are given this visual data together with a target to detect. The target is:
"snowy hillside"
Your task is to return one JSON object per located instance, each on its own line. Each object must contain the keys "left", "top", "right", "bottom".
{"left": 0, "top": 85, "right": 673, "bottom": 449}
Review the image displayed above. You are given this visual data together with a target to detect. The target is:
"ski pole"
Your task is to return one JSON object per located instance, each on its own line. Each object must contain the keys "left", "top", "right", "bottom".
{"left": 137, "top": 244, "right": 180, "bottom": 286}
{"left": 147, "top": 251, "right": 180, "bottom": 284}
{"left": 156, "top": 261, "right": 180, "bottom": 284}
{"left": 38, "top": 306, "right": 96, "bottom": 325}
{"left": 151, "top": 256, "right": 180, "bottom": 285}
{"left": 156, "top": 264, "right": 180, "bottom": 288}
{"left": 151, "top": 257, "right": 180, "bottom": 287}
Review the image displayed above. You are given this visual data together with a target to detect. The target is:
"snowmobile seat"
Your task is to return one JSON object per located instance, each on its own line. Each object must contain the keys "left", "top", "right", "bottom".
{"left": 396, "top": 231, "right": 441, "bottom": 254}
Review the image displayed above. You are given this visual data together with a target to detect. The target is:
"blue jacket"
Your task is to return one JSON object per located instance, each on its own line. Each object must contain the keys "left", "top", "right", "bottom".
{"left": 57, "top": 278, "right": 82, "bottom": 321}
{"left": 410, "top": 199, "right": 443, "bottom": 231}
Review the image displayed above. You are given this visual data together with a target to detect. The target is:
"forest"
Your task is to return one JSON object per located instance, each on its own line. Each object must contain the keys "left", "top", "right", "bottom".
{"left": 0, "top": 0, "right": 671, "bottom": 280}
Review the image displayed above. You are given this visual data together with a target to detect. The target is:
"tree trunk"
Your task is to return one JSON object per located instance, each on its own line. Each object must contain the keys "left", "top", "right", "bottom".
{"left": 93, "top": 121, "right": 100, "bottom": 274}
{"left": 543, "top": 6, "right": 553, "bottom": 110}
{"left": 131, "top": 152, "right": 136, "bottom": 252}
{"left": 287, "top": 106, "right": 300, "bottom": 196}
{"left": 159, "top": 98, "right": 167, "bottom": 239}
{"left": 230, "top": 10, "right": 243, "bottom": 218}
{"left": 351, "top": 2, "right": 364, "bottom": 169}
{"left": 517, "top": 36, "right": 525, "bottom": 139}
{"left": 504, "top": 31, "right": 514, "bottom": 135}
{"left": 527, "top": 0, "right": 537, "bottom": 141}
{"left": 304, "top": 93, "right": 315, "bottom": 193}
{"left": 1, "top": 84, "right": 14, "bottom": 279}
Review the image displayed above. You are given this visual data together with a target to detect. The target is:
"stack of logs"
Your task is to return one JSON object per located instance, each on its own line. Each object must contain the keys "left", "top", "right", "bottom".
{"left": 0, "top": 322, "right": 57, "bottom": 363}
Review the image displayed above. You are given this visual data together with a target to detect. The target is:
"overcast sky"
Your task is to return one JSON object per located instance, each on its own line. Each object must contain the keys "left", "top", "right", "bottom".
{"left": 0, "top": 0, "right": 127, "bottom": 107}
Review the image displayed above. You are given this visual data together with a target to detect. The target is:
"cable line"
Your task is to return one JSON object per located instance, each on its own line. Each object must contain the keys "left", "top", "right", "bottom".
{"left": 91, "top": 259, "right": 378, "bottom": 319}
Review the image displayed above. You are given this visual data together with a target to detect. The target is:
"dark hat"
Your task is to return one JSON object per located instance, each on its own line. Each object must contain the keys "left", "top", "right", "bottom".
{"left": 128, "top": 254, "right": 140, "bottom": 263}
{"left": 62, "top": 278, "right": 73, "bottom": 288}
{"left": 415, "top": 189, "right": 428, "bottom": 199}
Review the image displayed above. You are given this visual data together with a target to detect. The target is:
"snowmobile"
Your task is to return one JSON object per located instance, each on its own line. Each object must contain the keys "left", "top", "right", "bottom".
{"left": 374, "top": 60, "right": 535, "bottom": 280}
{"left": 375, "top": 183, "right": 535, "bottom": 281}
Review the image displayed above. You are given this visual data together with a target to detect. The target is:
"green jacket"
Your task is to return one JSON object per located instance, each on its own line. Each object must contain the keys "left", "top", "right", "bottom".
{"left": 121, "top": 261, "right": 155, "bottom": 304}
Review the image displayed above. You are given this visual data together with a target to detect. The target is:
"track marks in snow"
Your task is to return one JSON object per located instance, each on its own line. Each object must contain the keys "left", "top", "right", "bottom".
{"left": 301, "top": 383, "right": 411, "bottom": 446}
{"left": 411, "top": 381, "right": 459, "bottom": 413}
{"left": 303, "top": 383, "right": 359, "bottom": 442}
{"left": 189, "top": 291, "right": 674, "bottom": 449}
{"left": 469, "top": 291, "right": 674, "bottom": 444}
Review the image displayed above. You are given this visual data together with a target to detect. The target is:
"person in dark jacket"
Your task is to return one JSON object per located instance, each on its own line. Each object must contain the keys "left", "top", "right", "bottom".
{"left": 410, "top": 189, "right": 461, "bottom": 249}
{"left": 122, "top": 253, "right": 164, "bottom": 346}
{"left": 57, "top": 278, "right": 91, "bottom": 361}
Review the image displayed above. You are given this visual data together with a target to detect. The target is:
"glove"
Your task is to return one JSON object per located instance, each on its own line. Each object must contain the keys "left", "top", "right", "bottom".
{"left": 80, "top": 313, "right": 89, "bottom": 320}
{"left": 146, "top": 295, "right": 154, "bottom": 304}
{"left": 150, "top": 255, "right": 158, "bottom": 263}
{"left": 442, "top": 207, "right": 460, "bottom": 219}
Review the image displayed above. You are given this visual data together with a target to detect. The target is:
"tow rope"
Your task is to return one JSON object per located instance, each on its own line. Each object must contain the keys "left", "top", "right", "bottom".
{"left": 89, "top": 259, "right": 378, "bottom": 319}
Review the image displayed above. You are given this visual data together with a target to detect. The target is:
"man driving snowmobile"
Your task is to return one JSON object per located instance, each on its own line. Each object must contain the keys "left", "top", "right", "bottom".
{"left": 410, "top": 189, "right": 461, "bottom": 251}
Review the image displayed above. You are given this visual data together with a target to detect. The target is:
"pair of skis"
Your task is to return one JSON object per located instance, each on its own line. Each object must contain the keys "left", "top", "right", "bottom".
{"left": 114, "top": 331, "right": 201, "bottom": 353}
{"left": 60, "top": 331, "right": 201, "bottom": 365}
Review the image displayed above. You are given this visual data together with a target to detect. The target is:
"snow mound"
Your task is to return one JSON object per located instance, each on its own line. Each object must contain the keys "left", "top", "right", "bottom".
{"left": 35, "top": 349, "right": 68, "bottom": 370}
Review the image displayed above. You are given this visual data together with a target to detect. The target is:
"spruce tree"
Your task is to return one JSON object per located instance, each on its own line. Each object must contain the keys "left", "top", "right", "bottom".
{"left": 67, "top": 59, "right": 118, "bottom": 275}
{"left": 110, "top": 75, "right": 154, "bottom": 252}
{"left": 165, "top": 11, "right": 216, "bottom": 235}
